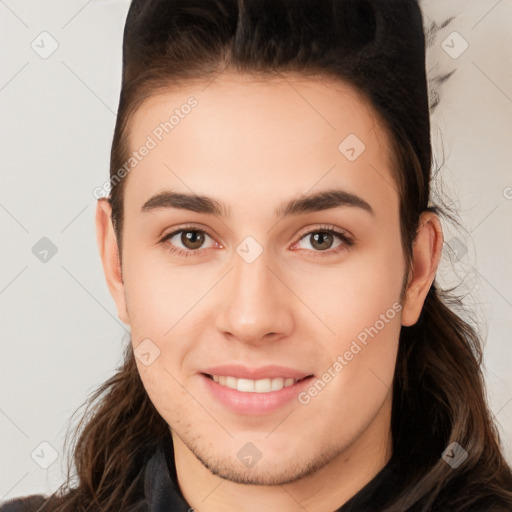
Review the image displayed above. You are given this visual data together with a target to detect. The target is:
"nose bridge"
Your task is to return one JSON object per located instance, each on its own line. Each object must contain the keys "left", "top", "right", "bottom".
{"left": 215, "top": 247, "right": 294, "bottom": 343}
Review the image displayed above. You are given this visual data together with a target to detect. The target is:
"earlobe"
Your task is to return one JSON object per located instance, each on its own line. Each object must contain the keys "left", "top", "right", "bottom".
{"left": 401, "top": 212, "right": 444, "bottom": 326}
{"left": 95, "top": 199, "right": 129, "bottom": 325}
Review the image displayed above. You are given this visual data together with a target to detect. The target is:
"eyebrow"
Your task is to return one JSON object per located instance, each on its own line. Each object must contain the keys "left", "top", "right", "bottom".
{"left": 141, "top": 188, "right": 374, "bottom": 218}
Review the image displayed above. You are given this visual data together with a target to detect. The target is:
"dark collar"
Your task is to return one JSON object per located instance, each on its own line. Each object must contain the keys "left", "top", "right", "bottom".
{"left": 143, "top": 441, "right": 191, "bottom": 512}
{"left": 143, "top": 441, "right": 399, "bottom": 512}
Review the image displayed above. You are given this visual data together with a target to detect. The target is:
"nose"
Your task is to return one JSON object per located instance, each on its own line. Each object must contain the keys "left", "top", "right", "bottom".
{"left": 214, "top": 250, "right": 295, "bottom": 346}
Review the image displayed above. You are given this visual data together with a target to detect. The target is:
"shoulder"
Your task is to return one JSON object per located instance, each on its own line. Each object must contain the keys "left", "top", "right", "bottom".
{"left": 0, "top": 495, "right": 49, "bottom": 512}
{"left": 433, "top": 493, "right": 512, "bottom": 512}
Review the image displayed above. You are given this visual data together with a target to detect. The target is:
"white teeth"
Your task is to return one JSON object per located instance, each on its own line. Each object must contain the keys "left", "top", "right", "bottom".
{"left": 226, "top": 376, "right": 237, "bottom": 389}
{"left": 210, "top": 375, "right": 298, "bottom": 393}
{"left": 271, "top": 377, "right": 284, "bottom": 391}
{"left": 255, "top": 378, "right": 271, "bottom": 392}
{"left": 237, "top": 378, "right": 255, "bottom": 392}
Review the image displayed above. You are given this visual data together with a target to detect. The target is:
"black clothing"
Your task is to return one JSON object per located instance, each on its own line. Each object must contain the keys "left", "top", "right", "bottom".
{"left": 0, "top": 442, "right": 397, "bottom": 511}
{"left": 1, "top": 441, "right": 509, "bottom": 511}
{"left": 142, "top": 440, "right": 402, "bottom": 511}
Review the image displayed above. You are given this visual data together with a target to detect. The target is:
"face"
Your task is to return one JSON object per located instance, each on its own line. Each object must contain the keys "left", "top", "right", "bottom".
{"left": 100, "top": 73, "right": 417, "bottom": 486}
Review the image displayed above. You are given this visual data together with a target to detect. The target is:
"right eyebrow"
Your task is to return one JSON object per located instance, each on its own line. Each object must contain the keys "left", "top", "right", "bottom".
{"left": 141, "top": 191, "right": 230, "bottom": 218}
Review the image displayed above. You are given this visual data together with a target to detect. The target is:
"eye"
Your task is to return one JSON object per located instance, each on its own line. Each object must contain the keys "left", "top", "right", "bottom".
{"left": 160, "top": 224, "right": 353, "bottom": 258}
{"left": 160, "top": 226, "right": 219, "bottom": 257}
{"left": 292, "top": 225, "right": 353, "bottom": 256}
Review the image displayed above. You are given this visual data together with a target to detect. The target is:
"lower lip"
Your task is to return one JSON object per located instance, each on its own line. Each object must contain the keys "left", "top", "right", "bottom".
{"left": 200, "top": 373, "right": 314, "bottom": 415}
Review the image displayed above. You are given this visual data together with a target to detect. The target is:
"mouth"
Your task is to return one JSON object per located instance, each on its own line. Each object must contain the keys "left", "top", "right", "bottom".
{"left": 201, "top": 373, "right": 313, "bottom": 393}
{"left": 200, "top": 369, "right": 316, "bottom": 415}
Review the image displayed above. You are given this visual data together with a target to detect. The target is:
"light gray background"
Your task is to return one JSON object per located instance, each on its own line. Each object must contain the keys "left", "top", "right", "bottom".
{"left": 1, "top": 0, "right": 511, "bottom": 501}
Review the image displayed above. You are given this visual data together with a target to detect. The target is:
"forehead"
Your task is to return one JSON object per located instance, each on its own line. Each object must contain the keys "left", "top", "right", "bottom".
{"left": 122, "top": 73, "right": 398, "bottom": 217}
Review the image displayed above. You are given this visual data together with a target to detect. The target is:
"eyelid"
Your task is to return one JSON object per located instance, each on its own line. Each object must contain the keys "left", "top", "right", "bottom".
{"left": 160, "top": 224, "right": 221, "bottom": 254}
{"left": 160, "top": 223, "right": 354, "bottom": 256}
{"left": 160, "top": 223, "right": 217, "bottom": 242}
{"left": 290, "top": 224, "right": 354, "bottom": 257}
{"left": 295, "top": 223, "right": 353, "bottom": 242}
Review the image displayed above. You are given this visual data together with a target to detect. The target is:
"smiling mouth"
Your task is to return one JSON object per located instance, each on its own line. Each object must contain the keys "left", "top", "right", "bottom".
{"left": 202, "top": 373, "right": 313, "bottom": 393}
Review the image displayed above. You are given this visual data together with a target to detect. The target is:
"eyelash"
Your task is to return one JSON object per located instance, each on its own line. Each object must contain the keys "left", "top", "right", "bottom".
{"left": 160, "top": 224, "right": 354, "bottom": 258}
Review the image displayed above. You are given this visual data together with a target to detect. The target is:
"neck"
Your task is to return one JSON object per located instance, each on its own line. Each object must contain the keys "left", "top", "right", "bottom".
{"left": 171, "top": 392, "right": 393, "bottom": 512}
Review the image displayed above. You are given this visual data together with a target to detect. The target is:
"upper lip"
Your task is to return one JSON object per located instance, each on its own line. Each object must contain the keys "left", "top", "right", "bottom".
{"left": 201, "top": 364, "right": 313, "bottom": 381}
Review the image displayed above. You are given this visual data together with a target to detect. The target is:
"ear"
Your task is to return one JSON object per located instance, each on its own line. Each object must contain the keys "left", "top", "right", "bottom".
{"left": 95, "top": 199, "right": 129, "bottom": 325}
{"left": 401, "top": 211, "right": 444, "bottom": 327}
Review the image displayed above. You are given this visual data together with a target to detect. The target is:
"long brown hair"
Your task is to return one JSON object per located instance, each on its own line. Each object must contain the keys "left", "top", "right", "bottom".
{"left": 42, "top": 0, "right": 512, "bottom": 510}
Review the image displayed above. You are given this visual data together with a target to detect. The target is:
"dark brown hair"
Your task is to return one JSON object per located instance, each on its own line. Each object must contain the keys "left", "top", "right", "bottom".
{"left": 40, "top": 1, "right": 512, "bottom": 510}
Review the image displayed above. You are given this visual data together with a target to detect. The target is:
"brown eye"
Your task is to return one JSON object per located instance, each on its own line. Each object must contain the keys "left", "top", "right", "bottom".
{"left": 293, "top": 227, "right": 353, "bottom": 256}
{"left": 180, "top": 230, "right": 205, "bottom": 250}
{"left": 162, "top": 228, "right": 216, "bottom": 256}
{"left": 309, "top": 232, "right": 334, "bottom": 251}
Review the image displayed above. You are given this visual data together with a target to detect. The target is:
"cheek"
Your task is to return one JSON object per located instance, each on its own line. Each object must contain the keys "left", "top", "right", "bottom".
{"left": 136, "top": 358, "right": 189, "bottom": 412}
{"left": 121, "top": 244, "right": 214, "bottom": 336}
{"left": 294, "top": 237, "right": 404, "bottom": 416}
{"left": 302, "top": 238, "right": 405, "bottom": 341}
{"left": 298, "top": 292, "right": 401, "bottom": 438}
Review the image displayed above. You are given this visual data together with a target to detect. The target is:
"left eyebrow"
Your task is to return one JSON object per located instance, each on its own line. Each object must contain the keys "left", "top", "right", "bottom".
{"left": 275, "top": 188, "right": 375, "bottom": 218}
{"left": 140, "top": 188, "right": 374, "bottom": 218}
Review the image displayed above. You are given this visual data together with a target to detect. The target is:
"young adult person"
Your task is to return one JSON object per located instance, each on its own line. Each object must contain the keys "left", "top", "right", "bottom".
{"left": 3, "top": 0, "right": 511, "bottom": 511}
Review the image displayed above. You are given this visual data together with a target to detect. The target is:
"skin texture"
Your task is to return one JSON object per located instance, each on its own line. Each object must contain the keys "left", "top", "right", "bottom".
{"left": 96, "top": 73, "right": 443, "bottom": 512}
